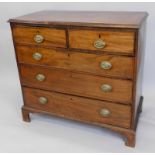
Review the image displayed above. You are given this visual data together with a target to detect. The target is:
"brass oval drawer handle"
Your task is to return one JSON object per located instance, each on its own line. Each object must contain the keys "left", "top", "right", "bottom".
{"left": 100, "top": 61, "right": 112, "bottom": 70}
{"left": 38, "top": 97, "right": 48, "bottom": 104}
{"left": 100, "top": 108, "right": 110, "bottom": 117}
{"left": 36, "top": 74, "right": 46, "bottom": 81}
{"left": 101, "top": 84, "right": 112, "bottom": 92}
{"left": 94, "top": 39, "right": 106, "bottom": 49}
{"left": 34, "top": 34, "right": 44, "bottom": 43}
{"left": 33, "top": 52, "right": 43, "bottom": 60}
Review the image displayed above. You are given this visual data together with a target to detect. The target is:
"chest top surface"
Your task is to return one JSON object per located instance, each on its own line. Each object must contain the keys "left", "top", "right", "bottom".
{"left": 9, "top": 10, "right": 148, "bottom": 28}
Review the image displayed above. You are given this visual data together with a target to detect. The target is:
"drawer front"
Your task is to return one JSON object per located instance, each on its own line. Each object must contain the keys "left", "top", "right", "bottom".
{"left": 69, "top": 29, "right": 135, "bottom": 54}
{"left": 20, "top": 64, "right": 133, "bottom": 104}
{"left": 12, "top": 25, "right": 66, "bottom": 48}
{"left": 16, "top": 46, "right": 134, "bottom": 79}
{"left": 23, "top": 87, "right": 131, "bottom": 128}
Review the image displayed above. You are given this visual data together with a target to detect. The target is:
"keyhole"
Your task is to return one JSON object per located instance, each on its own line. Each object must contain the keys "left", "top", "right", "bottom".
{"left": 99, "top": 34, "right": 101, "bottom": 38}
{"left": 36, "top": 30, "right": 40, "bottom": 34}
{"left": 68, "top": 53, "right": 70, "bottom": 57}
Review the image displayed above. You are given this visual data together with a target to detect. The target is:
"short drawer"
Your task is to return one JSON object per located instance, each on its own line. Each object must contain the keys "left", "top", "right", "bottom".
{"left": 12, "top": 25, "right": 66, "bottom": 48}
{"left": 20, "top": 64, "right": 133, "bottom": 104}
{"left": 69, "top": 29, "right": 135, "bottom": 54}
{"left": 23, "top": 87, "right": 131, "bottom": 128}
{"left": 16, "top": 46, "right": 134, "bottom": 79}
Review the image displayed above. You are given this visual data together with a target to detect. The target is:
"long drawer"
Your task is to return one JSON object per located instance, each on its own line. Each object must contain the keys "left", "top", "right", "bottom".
{"left": 20, "top": 64, "right": 133, "bottom": 104}
{"left": 23, "top": 87, "right": 131, "bottom": 128}
{"left": 16, "top": 46, "right": 134, "bottom": 79}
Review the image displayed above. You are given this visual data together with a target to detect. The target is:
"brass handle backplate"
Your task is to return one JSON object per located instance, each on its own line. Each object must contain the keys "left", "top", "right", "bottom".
{"left": 34, "top": 34, "right": 44, "bottom": 43}
{"left": 36, "top": 74, "right": 46, "bottom": 81}
{"left": 100, "top": 61, "right": 112, "bottom": 70}
{"left": 33, "top": 52, "right": 43, "bottom": 60}
{"left": 94, "top": 39, "right": 106, "bottom": 49}
{"left": 38, "top": 97, "right": 48, "bottom": 104}
{"left": 101, "top": 84, "right": 112, "bottom": 92}
{"left": 100, "top": 108, "right": 110, "bottom": 117}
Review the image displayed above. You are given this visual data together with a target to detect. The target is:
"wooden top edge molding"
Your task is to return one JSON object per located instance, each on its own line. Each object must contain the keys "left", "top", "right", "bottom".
{"left": 8, "top": 10, "right": 148, "bottom": 28}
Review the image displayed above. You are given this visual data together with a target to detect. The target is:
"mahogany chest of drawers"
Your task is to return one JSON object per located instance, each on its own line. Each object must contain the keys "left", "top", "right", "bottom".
{"left": 9, "top": 11, "right": 148, "bottom": 147}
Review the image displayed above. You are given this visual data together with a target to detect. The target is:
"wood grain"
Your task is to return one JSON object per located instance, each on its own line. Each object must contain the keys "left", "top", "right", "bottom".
{"left": 16, "top": 45, "right": 134, "bottom": 79}
{"left": 8, "top": 11, "right": 148, "bottom": 28}
{"left": 20, "top": 64, "right": 133, "bottom": 104}
{"left": 12, "top": 25, "right": 66, "bottom": 48}
{"left": 9, "top": 11, "right": 148, "bottom": 147}
{"left": 131, "top": 19, "right": 147, "bottom": 128}
{"left": 22, "top": 104, "right": 136, "bottom": 147}
{"left": 23, "top": 87, "right": 131, "bottom": 128}
{"left": 69, "top": 29, "right": 135, "bottom": 54}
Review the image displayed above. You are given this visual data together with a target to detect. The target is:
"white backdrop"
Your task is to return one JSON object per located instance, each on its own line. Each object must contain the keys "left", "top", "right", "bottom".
{"left": 0, "top": 2, "right": 155, "bottom": 152}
